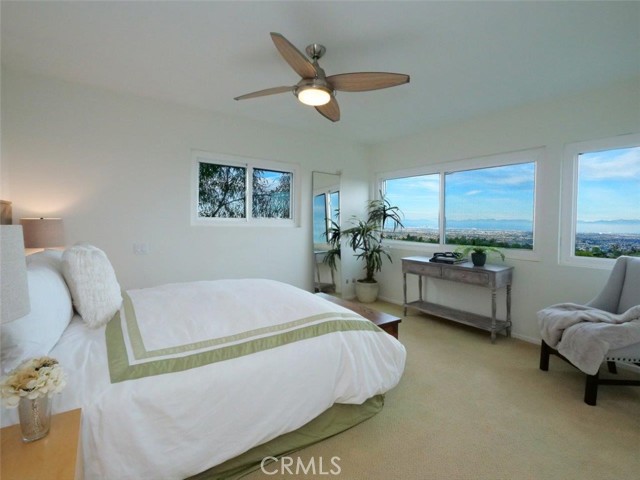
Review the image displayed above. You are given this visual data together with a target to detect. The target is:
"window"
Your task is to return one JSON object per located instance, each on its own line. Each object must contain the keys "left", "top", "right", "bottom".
{"left": 252, "top": 168, "right": 292, "bottom": 219}
{"left": 192, "top": 151, "right": 298, "bottom": 226}
{"left": 198, "top": 163, "right": 246, "bottom": 218}
{"left": 444, "top": 163, "right": 535, "bottom": 249}
{"left": 383, "top": 174, "right": 440, "bottom": 244}
{"left": 380, "top": 148, "right": 540, "bottom": 256}
{"left": 561, "top": 134, "right": 640, "bottom": 266}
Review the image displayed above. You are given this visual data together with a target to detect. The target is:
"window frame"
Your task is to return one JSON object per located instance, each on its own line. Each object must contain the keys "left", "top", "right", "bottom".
{"left": 377, "top": 147, "right": 543, "bottom": 261}
{"left": 191, "top": 150, "right": 300, "bottom": 227}
{"left": 560, "top": 133, "right": 640, "bottom": 269}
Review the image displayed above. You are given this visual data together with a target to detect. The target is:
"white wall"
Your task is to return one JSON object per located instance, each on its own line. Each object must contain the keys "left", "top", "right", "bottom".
{"left": 1, "top": 69, "right": 369, "bottom": 291}
{"left": 3, "top": 69, "right": 638, "bottom": 342}
{"left": 369, "top": 76, "right": 640, "bottom": 342}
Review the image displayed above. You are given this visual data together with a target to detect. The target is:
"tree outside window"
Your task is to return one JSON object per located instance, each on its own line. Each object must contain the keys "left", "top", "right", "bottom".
{"left": 252, "top": 169, "right": 292, "bottom": 219}
{"left": 198, "top": 163, "right": 246, "bottom": 218}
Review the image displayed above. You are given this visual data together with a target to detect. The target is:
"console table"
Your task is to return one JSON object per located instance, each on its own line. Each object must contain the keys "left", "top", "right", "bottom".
{"left": 402, "top": 256, "right": 513, "bottom": 342}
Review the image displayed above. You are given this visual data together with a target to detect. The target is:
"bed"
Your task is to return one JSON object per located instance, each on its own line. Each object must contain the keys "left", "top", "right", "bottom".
{"left": 0, "top": 247, "right": 406, "bottom": 479}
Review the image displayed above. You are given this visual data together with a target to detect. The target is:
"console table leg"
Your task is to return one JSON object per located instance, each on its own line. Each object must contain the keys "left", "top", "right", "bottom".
{"left": 491, "top": 288, "right": 497, "bottom": 343}
{"left": 403, "top": 273, "right": 407, "bottom": 316}
{"left": 506, "top": 284, "right": 512, "bottom": 337}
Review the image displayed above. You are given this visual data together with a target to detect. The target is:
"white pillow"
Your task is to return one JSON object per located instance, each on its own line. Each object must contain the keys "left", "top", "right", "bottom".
{"left": 61, "top": 244, "right": 122, "bottom": 328}
{"left": 1, "top": 250, "right": 73, "bottom": 372}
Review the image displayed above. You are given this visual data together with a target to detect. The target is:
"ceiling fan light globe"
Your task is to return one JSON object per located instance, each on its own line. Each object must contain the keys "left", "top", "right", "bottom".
{"left": 297, "top": 86, "right": 331, "bottom": 106}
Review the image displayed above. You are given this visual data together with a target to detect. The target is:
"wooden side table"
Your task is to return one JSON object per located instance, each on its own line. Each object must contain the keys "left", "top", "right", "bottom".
{"left": 315, "top": 292, "right": 401, "bottom": 338}
{"left": 1, "top": 408, "right": 83, "bottom": 480}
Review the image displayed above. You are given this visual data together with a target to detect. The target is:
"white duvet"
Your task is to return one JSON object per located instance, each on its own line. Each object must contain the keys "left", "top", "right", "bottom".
{"left": 4, "top": 279, "right": 406, "bottom": 480}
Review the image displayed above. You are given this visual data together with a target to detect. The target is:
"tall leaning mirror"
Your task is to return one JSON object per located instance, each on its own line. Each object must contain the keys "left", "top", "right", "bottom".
{"left": 312, "top": 171, "right": 341, "bottom": 294}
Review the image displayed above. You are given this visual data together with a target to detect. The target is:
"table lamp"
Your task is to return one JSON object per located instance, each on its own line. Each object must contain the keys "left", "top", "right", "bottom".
{"left": 20, "top": 218, "right": 64, "bottom": 249}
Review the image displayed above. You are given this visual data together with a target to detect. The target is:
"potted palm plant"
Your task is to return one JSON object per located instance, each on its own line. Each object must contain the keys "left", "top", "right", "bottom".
{"left": 322, "top": 219, "right": 342, "bottom": 272}
{"left": 342, "top": 195, "right": 403, "bottom": 302}
{"left": 454, "top": 245, "right": 505, "bottom": 267}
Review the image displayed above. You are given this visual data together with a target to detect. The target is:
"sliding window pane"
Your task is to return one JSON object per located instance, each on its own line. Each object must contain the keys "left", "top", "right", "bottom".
{"left": 329, "top": 191, "right": 340, "bottom": 225}
{"left": 383, "top": 174, "right": 440, "bottom": 243}
{"left": 313, "top": 193, "right": 328, "bottom": 244}
{"left": 252, "top": 169, "right": 292, "bottom": 219}
{"left": 445, "top": 163, "right": 535, "bottom": 249}
{"left": 575, "top": 147, "right": 640, "bottom": 258}
{"left": 198, "top": 162, "right": 246, "bottom": 218}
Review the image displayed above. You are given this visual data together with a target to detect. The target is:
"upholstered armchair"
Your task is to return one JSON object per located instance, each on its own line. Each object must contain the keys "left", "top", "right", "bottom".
{"left": 538, "top": 256, "right": 640, "bottom": 405}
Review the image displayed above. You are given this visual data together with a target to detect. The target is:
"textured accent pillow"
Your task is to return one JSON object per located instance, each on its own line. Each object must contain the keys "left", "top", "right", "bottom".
{"left": 61, "top": 244, "right": 122, "bottom": 328}
{"left": 1, "top": 250, "right": 73, "bottom": 372}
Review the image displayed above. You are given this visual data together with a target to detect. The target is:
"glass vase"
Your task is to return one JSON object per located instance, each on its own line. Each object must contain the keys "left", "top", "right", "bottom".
{"left": 18, "top": 396, "right": 51, "bottom": 442}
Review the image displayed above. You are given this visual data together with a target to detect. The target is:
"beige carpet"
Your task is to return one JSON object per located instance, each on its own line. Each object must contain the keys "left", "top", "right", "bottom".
{"left": 245, "top": 301, "right": 640, "bottom": 480}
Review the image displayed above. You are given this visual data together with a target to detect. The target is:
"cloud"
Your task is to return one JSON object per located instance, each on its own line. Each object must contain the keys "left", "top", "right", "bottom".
{"left": 465, "top": 190, "right": 482, "bottom": 196}
{"left": 579, "top": 147, "right": 640, "bottom": 180}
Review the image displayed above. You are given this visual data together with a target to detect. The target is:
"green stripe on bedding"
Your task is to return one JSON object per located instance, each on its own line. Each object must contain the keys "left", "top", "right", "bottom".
{"left": 106, "top": 309, "right": 381, "bottom": 384}
{"left": 121, "top": 292, "right": 366, "bottom": 360}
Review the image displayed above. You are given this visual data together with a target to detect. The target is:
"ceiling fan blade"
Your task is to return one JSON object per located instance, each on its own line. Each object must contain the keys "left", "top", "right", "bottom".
{"left": 315, "top": 97, "right": 340, "bottom": 122}
{"left": 270, "top": 32, "right": 317, "bottom": 79}
{"left": 327, "top": 72, "right": 410, "bottom": 92}
{"left": 234, "top": 86, "right": 292, "bottom": 101}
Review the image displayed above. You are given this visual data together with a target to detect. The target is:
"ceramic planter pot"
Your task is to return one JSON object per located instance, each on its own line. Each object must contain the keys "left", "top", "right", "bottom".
{"left": 471, "top": 252, "right": 487, "bottom": 267}
{"left": 355, "top": 281, "right": 379, "bottom": 303}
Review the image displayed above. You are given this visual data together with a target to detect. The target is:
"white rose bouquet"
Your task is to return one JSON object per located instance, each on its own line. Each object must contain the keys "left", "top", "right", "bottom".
{"left": 1, "top": 357, "right": 66, "bottom": 408}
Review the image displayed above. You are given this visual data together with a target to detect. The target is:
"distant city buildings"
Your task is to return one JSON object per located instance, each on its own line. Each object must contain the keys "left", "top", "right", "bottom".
{"left": 385, "top": 228, "right": 640, "bottom": 258}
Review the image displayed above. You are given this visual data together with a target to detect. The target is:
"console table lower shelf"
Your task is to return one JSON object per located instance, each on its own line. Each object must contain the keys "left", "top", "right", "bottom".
{"left": 404, "top": 300, "right": 509, "bottom": 337}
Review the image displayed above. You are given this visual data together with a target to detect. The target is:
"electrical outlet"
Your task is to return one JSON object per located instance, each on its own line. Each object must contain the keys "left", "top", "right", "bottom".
{"left": 133, "top": 243, "right": 149, "bottom": 255}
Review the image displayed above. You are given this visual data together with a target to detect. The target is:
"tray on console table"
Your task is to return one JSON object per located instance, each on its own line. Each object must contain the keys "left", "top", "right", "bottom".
{"left": 402, "top": 256, "right": 513, "bottom": 342}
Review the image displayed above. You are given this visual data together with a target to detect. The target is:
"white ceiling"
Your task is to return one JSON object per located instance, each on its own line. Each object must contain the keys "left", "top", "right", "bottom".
{"left": 2, "top": 1, "right": 639, "bottom": 145}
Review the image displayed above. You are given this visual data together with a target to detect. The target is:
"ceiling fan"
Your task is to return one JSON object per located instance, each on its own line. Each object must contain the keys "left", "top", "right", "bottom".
{"left": 234, "top": 32, "right": 410, "bottom": 122}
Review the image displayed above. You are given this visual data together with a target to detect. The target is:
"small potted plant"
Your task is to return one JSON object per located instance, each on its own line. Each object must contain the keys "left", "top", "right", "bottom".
{"left": 455, "top": 245, "right": 505, "bottom": 267}
{"left": 342, "top": 194, "right": 403, "bottom": 302}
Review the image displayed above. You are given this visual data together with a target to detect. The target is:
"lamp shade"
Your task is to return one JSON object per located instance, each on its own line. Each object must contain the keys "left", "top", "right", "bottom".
{"left": 20, "top": 218, "right": 64, "bottom": 249}
{"left": 1, "top": 225, "right": 31, "bottom": 323}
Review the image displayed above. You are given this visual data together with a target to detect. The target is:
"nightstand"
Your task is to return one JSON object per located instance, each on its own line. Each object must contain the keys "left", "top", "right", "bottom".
{"left": 1, "top": 408, "right": 83, "bottom": 480}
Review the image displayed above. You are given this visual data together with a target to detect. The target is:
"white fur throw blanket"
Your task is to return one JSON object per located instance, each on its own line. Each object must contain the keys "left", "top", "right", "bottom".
{"left": 537, "top": 303, "right": 640, "bottom": 375}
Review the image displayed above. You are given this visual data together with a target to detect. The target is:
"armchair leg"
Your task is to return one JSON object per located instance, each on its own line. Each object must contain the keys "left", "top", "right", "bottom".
{"left": 539, "top": 340, "right": 551, "bottom": 371}
{"left": 584, "top": 372, "right": 599, "bottom": 406}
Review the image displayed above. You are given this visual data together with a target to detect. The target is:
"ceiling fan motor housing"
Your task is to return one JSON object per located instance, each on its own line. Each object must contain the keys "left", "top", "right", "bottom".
{"left": 305, "top": 43, "right": 326, "bottom": 60}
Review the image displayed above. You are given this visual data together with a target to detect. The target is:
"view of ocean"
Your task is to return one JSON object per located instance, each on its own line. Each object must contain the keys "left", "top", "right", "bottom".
{"left": 399, "top": 218, "right": 640, "bottom": 234}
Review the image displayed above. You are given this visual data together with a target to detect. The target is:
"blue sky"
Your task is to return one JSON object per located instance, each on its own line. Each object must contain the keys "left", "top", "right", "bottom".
{"left": 446, "top": 163, "right": 535, "bottom": 221}
{"left": 577, "top": 146, "right": 640, "bottom": 224}
{"left": 384, "top": 162, "right": 536, "bottom": 225}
